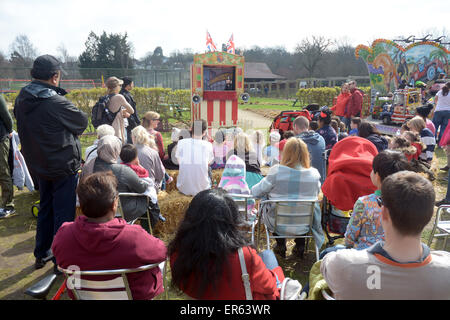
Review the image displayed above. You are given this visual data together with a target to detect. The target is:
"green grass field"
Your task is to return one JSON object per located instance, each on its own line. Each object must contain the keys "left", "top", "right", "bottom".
{"left": 239, "top": 97, "right": 297, "bottom": 110}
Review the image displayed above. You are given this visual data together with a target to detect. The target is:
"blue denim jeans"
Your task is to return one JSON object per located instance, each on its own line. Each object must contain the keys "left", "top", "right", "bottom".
{"left": 319, "top": 244, "right": 347, "bottom": 260}
{"left": 432, "top": 110, "right": 450, "bottom": 143}
{"left": 258, "top": 250, "right": 280, "bottom": 287}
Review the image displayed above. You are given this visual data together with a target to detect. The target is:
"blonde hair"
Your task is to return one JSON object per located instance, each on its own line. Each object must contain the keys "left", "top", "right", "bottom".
{"left": 233, "top": 133, "right": 253, "bottom": 154}
{"left": 407, "top": 116, "right": 426, "bottom": 133}
{"left": 142, "top": 111, "right": 160, "bottom": 129}
{"left": 131, "top": 125, "right": 158, "bottom": 151}
{"left": 281, "top": 137, "right": 310, "bottom": 169}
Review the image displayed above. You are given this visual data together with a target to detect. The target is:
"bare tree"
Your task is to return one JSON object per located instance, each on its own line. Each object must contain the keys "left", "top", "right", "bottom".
{"left": 295, "top": 36, "right": 333, "bottom": 78}
{"left": 9, "top": 34, "right": 38, "bottom": 67}
{"left": 57, "top": 43, "right": 78, "bottom": 68}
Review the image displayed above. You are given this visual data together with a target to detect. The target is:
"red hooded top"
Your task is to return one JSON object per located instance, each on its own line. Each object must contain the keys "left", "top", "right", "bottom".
{"left": 52, "top": 216, "right": 167, "bottom": 300}
{"left": 322, "top": 136, "right": 378, "bottom": 211}
{"left": 330, "top": 92, "right": 351, "bottom": 117}
{"left": 170, "top": 246, "right": 285, "bottom": 300}
{"left": 344, "top": 89, "right": 363, "bottom": 118}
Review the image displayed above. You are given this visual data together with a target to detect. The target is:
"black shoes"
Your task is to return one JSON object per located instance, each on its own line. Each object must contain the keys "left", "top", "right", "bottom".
{"left": 34, "top": 258, "right": 47, "bottom": 270}
{"left": 440, "top": 166, "right": 450, "bottom": 171}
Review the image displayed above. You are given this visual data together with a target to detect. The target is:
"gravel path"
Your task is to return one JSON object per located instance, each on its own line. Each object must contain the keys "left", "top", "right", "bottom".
{"left": 237, "top": 109, "right": 272, "bottom": 130}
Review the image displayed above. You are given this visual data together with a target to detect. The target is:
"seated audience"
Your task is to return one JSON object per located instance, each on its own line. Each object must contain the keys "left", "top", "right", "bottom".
{"left": 142, "top": 111, "right": 165, "bottom": 160}
{"left": 85, "top": 124, "right": 115, "bottom": 163}
{"left": 317, "top": 109, "right": 338, "bottom": 150}
{"left": 252, "top": 137, "right": 323, "bottom": 258}
{"left": 263, "top": 131, "right": 281, "bottom": 166}
{"left": 52, "top": 171, "right": 167, "bottom": 300}
{"left": 131, "top": 125, "right": 167, "bottom": 191}
{"left": 416, "top": 104, "right": 436, "bottom": 136}
{"left": 169, "top": 188, "right": 285, "bottom": 300}
{"left": 176, "top": 119, "right": 214, "bottom": 196}
{"left": 81, "top": 135, "right": 148, "bottom": 222}
{"left": 338, "top": 132, "right": 348, "bottom": 141}
{"left": 344, "top": 150, "right": 411, "bottom": 250}
{"left": 407, "top": 116, "right": 436, "bottom": 163}
{"left": 402, "top": 130, "right": 425, "bottom": 160}
{"left": 321, "top": 171, "right": 450, "bottom": 299}
{"left": 277, "top": 130, "right": 294, "bottom": 154}
{"left": 119, "top": 144, "right": 162, "bottom": 217}
{"left": 330, "top": 119, "right": 339, "bottom": 136}
{"left": 358, "top": 121, "right": 388, "bottom": 152}
{"left": 162, "top": 127, "right": 183, "bottom": 170}
{"left": 251, "top": 130, "right": 266, "bottom": 167}
{"left": 293, "top": 116, "right": 326, "bottom": 184}
{"left": 348, "top": 117, "right": 361, "bottom": 136}
{"left": 309, "top": 121, "right": 319, "bottom": 131}
{"left": 211, "top": 129, "right": 229, "bottom": 169}
{"left": 218, "top": 155, "right": 256, "bottom": 220}
{"left": 227, "top": 132, "right": 264, "bottom": 189}
{"left": 388, "top": 136, "right": 418, "bottom": 161}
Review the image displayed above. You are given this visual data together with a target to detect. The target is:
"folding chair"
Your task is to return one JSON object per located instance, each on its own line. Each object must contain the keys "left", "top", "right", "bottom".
{"left": 255, "top": 199, "right": 320, "bottom": 261}
{"left": 228, "top": 193, "right": 259, "bottom": 245}
{"left": 117, "top": 192, "right": 153, "bottom": 234}
{"left": 428, "top": 204, "right": 450, "bottom": 250}
{"left": 321, "top": 289, "right": 335, "bottom": 300}
{"left": 58, "top": 261, "right": 166, "bottom": 300}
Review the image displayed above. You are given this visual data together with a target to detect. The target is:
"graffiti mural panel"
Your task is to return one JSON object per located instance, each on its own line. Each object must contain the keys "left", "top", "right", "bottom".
{"left": 355, "top": 39, "right": 449, "bottom": 95}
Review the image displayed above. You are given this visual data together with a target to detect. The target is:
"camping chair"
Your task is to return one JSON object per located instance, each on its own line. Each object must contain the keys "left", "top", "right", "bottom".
{"left": 228, "top": 193, "right": 259, "bottom": 244}
{"left": 117, "top": 192, "right": 153, "bottom": 234}
{"left": 427, "top": 204, "right": 450, "bottom": 250}
{"left": 256, "top": 199, "right": 320, "bottom": 261}
{"left": 57, "top": 261, "right": 166, "bottom": 300}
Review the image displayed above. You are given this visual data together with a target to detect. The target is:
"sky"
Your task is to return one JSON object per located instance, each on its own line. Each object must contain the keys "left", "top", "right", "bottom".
{"left": 1, "top": 0, "right": 449, "bottom": 60}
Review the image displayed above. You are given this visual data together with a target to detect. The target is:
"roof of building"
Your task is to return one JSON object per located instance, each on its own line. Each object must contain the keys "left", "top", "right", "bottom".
{"left": 244, "top": 62, "right": 285, "bottom": 80}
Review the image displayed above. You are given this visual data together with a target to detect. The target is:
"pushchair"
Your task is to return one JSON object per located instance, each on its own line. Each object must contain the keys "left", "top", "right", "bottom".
{"left": 321, "top": 136, "right": 378, "bottom": 246}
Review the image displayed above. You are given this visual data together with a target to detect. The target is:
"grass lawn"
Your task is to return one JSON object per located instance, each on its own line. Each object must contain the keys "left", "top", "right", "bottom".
{"left": 239, "top": 97, "right": 298, "bottom": 110}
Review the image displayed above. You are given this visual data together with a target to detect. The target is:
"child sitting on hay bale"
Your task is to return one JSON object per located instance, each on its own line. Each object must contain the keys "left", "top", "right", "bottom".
{"left": 119, "top": 143, "right": 165, "bottom": 222}
{"left": 218, "top": 155, "right": 256, "bottom": 221}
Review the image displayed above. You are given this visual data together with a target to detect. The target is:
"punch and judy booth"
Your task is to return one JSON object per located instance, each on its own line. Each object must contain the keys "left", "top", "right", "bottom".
{"left": 190, "top": 52, "right": 247, "bottom": 130}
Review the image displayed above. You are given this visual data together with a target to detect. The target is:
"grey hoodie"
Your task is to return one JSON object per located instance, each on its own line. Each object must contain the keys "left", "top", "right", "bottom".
{"left": 296, "top": 131, "right": 326, "bottom": 184}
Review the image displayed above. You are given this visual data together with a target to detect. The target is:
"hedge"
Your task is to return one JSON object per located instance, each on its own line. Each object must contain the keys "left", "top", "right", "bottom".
{"left": 4, "top": 87, "right": 191, "bottom": 133}
{"left": 296, "top": 86, "right": 371, "bottom": 107}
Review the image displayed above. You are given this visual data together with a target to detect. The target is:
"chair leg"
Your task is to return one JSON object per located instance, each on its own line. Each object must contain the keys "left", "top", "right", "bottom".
{"left": 315, "top": 244, "right": 320, "bottom": 262}
{"left": 265, "top": 228, "right": 271, "bottom": 251}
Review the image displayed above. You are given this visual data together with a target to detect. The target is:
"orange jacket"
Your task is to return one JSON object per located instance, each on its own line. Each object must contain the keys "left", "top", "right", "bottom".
{"left": 330, "top": 92, "right": 351, "bottom": 117}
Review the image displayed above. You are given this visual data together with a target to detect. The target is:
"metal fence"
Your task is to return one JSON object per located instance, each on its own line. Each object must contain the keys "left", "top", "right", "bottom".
{"left": 0, "top": 67, "right": 191, "bottom": 91}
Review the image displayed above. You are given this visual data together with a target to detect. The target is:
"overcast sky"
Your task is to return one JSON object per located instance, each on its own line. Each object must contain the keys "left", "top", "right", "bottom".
{"left": 1, "top": 0, "right": 449, "bottom": 60}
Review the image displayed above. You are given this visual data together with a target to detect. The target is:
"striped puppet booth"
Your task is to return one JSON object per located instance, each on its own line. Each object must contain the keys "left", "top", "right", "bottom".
{"left": 190, "top": 52, "right": 249, "bottom": 133}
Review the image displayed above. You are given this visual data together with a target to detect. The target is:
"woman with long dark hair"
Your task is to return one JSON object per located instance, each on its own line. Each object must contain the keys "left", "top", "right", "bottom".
{"left": 168, "top": 188, "right": 285, "bottom": 300}
{"left": 358, "top": 121, "right": 388, "bottom": 152}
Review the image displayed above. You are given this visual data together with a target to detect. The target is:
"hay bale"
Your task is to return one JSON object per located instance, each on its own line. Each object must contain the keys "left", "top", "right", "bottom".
{"left": 165, "top": 169, "right": 224, "bottom": 193}
{"left": 153, "top": 190, "right": 193, "bottom": 240}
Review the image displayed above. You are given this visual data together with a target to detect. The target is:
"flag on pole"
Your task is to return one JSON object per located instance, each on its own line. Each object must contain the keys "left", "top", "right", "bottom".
{"left": 226, "top": 34, "right": 235, "bottom": 54}
{"left": 206, "top": 31, "right": 217, "bottom": 52}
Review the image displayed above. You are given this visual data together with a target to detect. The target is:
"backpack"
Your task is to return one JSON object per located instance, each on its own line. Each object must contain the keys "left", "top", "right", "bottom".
{"left": 91, "top": 94, "right": 119, "bottom": 128}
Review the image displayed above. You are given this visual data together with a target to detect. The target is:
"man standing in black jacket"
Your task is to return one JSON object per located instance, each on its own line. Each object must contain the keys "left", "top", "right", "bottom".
{"left": 14, "top": 55, "right": 88, "bottom": 270}
{"left": 120, "top": 77, "right": 140, "bottom": 143}
{"left": 0, "top": 94, "right": 14, "bottom": 218}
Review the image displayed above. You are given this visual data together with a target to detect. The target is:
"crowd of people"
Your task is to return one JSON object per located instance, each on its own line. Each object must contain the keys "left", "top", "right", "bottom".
{"left": 2, "top": 54, "right": 450, "bottom": 300}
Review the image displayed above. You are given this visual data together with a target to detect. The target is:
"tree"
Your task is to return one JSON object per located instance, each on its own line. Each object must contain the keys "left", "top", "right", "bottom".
{"left": 57, "top": 43, "right": 78, "bottom": 68}
{"left": 9, "top": 34, "right": 38, "bottom": 67}
{"left": 78, "top": 31, "right": 134, "bottom": 69}
{"left": 295, "top": 36, "right": 333, "bottom": 78}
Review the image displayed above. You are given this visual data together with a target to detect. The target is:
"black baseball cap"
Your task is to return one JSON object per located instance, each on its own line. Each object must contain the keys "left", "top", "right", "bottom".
{"left": 32, "top": 54, "right": 67, "bottom": 76}
{"left": 122, "top": 77, "right": 133, "bottom": 87}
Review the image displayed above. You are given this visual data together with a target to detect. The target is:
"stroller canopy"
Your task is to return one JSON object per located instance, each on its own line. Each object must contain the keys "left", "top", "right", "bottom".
{"left": 322, "top": 136, "right": 378, "bottom": 211}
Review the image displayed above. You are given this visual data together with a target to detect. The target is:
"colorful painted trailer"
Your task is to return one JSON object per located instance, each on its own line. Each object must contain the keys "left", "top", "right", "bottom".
{"left": 190, "top": 52, "right": 246, "bottom": 130}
